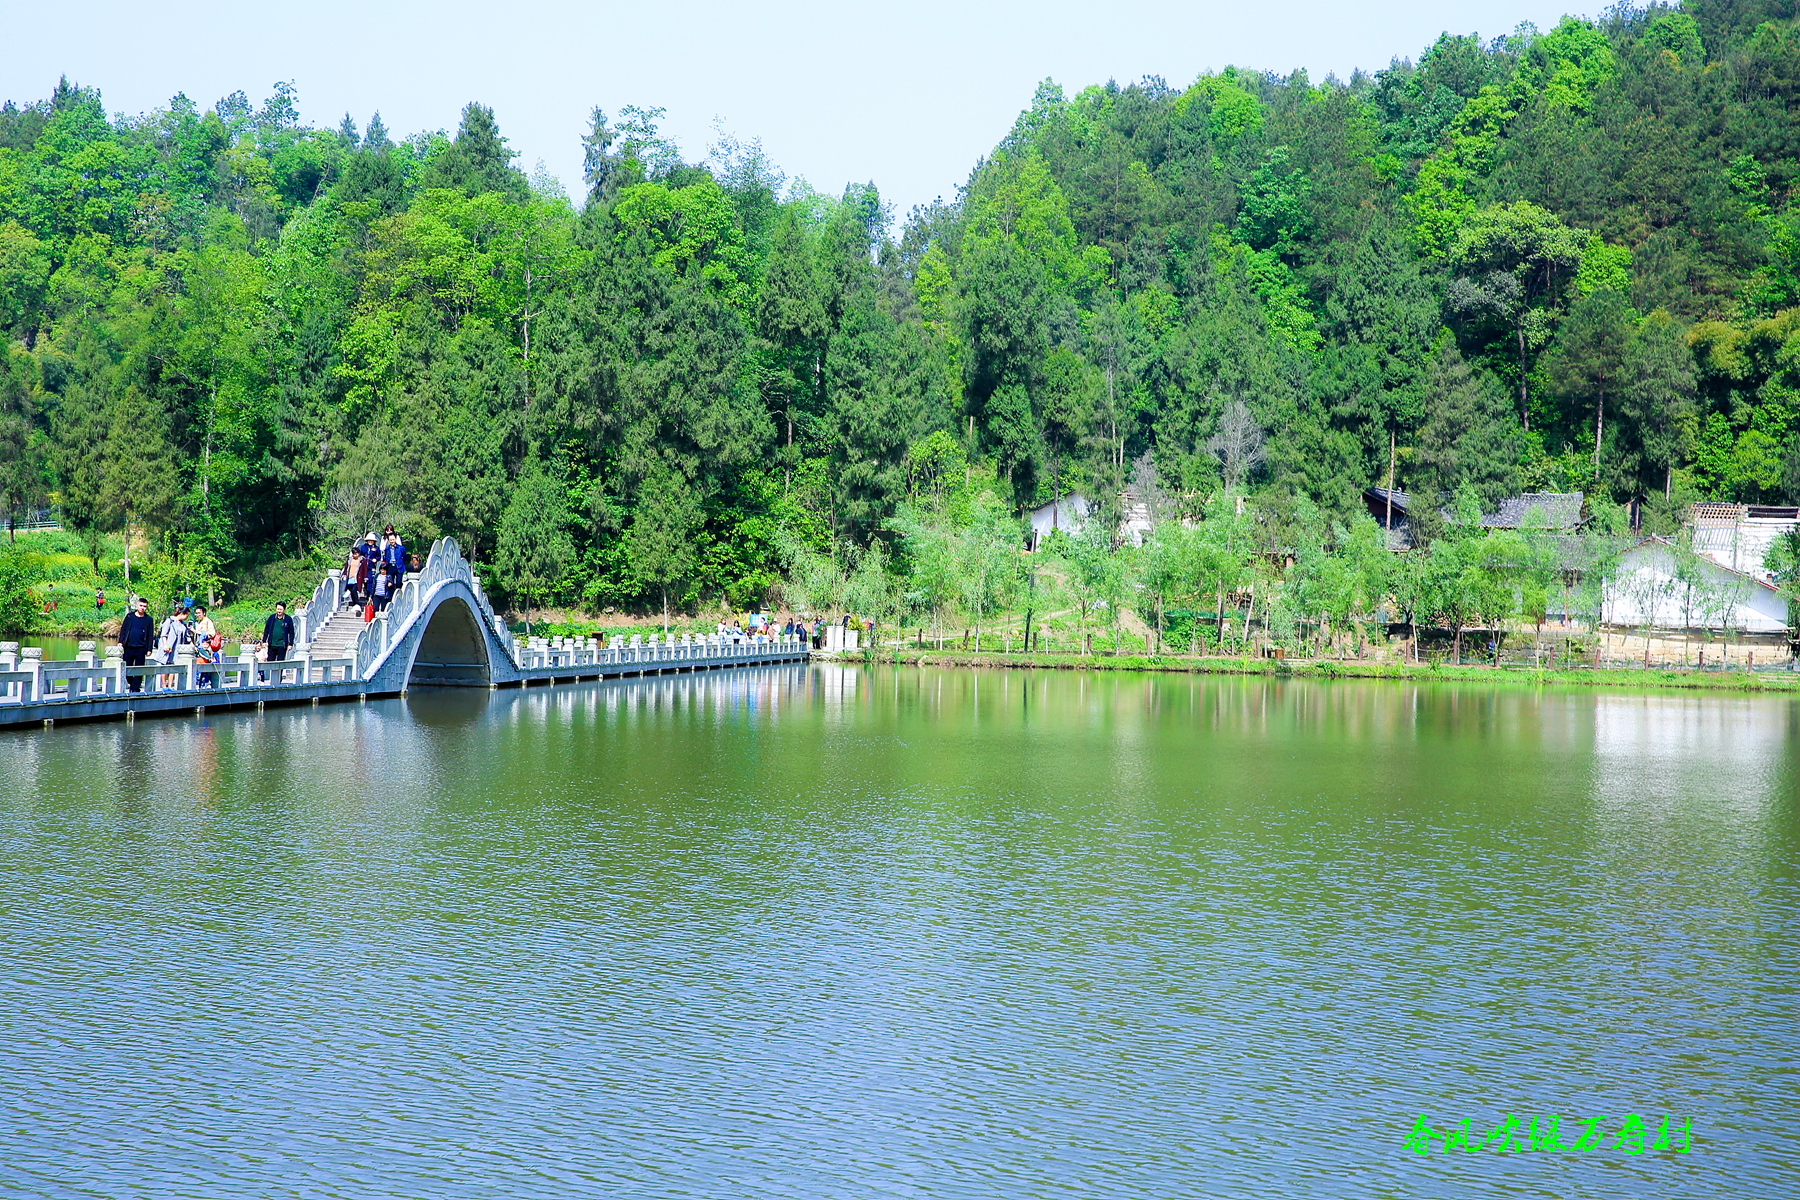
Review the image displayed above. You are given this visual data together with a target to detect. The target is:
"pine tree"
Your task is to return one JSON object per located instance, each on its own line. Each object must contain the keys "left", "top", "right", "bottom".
{"left": 1413, "top": 341, "right": 1521, "bottom": 539}
{"left": 364, "top": 111, "right": 391, "bottom": 151}
{"left": 1546, "top": 287, "right": 1634, "bottom": 482}
{"left": 580, "top": 106, "right": 614, "bottom": 202}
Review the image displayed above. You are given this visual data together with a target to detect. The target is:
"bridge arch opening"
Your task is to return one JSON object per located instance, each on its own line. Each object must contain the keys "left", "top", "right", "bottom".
{"left": 405, "top": 596, "right": 493, "bottom": 688}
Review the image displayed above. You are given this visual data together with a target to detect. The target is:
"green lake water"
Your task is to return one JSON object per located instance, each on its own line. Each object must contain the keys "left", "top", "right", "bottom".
{"left": 1, "top": 665, "right": 1794, "bottom": 1197}
{"left": 17, "top": 636, "right": 84, "bottom": 659}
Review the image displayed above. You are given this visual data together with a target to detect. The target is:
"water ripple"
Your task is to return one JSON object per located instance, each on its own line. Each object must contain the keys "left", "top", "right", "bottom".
{"left": 0, "top": 667, "right": 1794, "bottom": 1197}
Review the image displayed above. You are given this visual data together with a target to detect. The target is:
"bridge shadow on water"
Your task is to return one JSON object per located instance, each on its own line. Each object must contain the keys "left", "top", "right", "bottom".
{"left": 400, "top": 686, "right": 496, "bottom": 726}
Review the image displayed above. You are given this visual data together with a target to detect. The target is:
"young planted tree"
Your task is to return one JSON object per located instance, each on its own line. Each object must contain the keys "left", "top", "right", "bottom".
{"left": 1335, "top": 514, "right": 1392, "bottom": 659}
{"left": 1056, "top": 519, "right": 1114, "bottom": 655}
{"left": 1424, "top": 536, "right": 1476, "bottom": 664}
{"left": 953, "top": 491, "right": 1022, "bottom": 651}
{"left": 1137, "top": 521, "right": 1188, "bottom": 656}
{"left": 1419, "top": 489, "right": 1486, "bottom": 664}
{"left": 1388, "top": 545, "right": 1430, "bottom": 663}
{"left": 777, "top": 528, "right": 850, "bottom": 623}
{"left": 1193, "top": 493, "right": 1253, "bottom": 654}
{"left": 1284, "top": 496, "right": 1344, "bottom": 657}
{"left": 1467, "top": 527, "right": 1525, "bottom": 666}
{"left": 892, "top": 500, "right": 958, "bottom": 648}
{"left": 1763, "top": 530, "right": 1800, "bottom": 665}
{"left": 845, "top": 538, "right": 901, "bottom": 654}
{"left": 1092, "top": 530, "right": 1137, "bottom": 654}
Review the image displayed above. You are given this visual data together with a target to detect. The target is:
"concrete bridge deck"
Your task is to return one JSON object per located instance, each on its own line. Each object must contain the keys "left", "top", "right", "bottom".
{"left": 1, "top": 537, "right": 810, "bottom": 731}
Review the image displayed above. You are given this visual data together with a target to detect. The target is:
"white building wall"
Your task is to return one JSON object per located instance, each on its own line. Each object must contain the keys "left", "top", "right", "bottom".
{"left": 1028, "top": 495, "right": 1091, "bottom": 546}
{"left": 1605, "top": 542, "right": 1790, "bottom": 633}
{"left": 1691, "top": 516, "right": 1798, "bottom": 580}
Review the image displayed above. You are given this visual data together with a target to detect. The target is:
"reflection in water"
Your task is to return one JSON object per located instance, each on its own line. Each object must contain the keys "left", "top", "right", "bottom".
{"left": 0, "top": 666, "right": 1794, "bottom": 1199}
{"left": 1591, "top": 692, "right": 1790, "bottom": 820}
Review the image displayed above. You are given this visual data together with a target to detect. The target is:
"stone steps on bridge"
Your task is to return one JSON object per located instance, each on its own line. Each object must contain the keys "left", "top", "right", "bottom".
{"left": 303, "top": 602, "right": 367, "bottom": 658}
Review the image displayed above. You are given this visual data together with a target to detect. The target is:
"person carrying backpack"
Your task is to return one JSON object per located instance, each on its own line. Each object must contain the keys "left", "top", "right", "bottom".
{"left": 157, "top": 603, "right": 191, "bottom": 690}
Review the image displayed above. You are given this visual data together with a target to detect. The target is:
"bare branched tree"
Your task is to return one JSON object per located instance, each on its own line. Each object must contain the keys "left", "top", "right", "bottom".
{"left": 320, "top": 481, "right": 415, "bottom": 552}
{"left": 1129, "top": 451, "right": 1174, "bottom": 526}
{"left": 1207, "top": 400, "right": 1267, "bottom": 493}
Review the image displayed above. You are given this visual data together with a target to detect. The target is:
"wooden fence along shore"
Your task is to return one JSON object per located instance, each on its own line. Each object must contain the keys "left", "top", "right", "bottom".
{"left": 0, "top": 537, "right": 809, "bottom": 730}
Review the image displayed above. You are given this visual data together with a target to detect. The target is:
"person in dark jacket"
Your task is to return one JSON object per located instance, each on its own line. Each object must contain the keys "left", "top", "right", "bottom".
{"left": 382, "top": 526, "right": 407, "bottom": 583}
{"left": 261, "top": 601, "right": 296, "bottom": 681}
{"left": 119, "top": 597, "right": 154, "bottom": 693}
{"left": 359, "top": 535, "right": 380, "bottom": 612}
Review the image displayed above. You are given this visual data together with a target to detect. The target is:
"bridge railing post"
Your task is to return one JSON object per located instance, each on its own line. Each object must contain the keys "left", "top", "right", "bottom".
{"left": 19, "top": 647, "right": 41, "bottom": 703}
{"left": 171, "top": 650, "right": 194, "bottom": 693}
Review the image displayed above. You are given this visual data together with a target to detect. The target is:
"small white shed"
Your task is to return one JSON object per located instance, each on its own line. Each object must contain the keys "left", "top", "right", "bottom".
{"left": 1026, "top": 494, "right": 1091, "bottom": 550}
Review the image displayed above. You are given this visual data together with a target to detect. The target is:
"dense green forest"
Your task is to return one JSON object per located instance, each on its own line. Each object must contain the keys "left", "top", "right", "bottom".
{"left": 2, "top": 1, "right": 1799, "bottom": 626}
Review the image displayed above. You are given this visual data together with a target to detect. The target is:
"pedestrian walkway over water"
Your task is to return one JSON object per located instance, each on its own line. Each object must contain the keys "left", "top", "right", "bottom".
{"left": 0, "top": 538, "right": 809, "bottom": 730}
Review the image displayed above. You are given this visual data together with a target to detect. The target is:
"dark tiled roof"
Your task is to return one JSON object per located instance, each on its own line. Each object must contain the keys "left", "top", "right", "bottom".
{"left": 1365, "top": 485, "right": 1410, "bottom": 516}
{"left": 1362, "top": 487, "right": 1584, "bottom": 530}
{"left": 1482, "top": 492, "right": 1585, "bottom": 529}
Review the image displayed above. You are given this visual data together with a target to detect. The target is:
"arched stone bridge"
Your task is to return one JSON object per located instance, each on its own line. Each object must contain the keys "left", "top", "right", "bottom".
{"left": 0, "top": 538, "right": 810, "bottom": 727}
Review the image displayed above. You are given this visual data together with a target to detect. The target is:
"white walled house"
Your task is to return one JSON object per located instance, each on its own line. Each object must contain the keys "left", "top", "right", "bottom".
{"left": 1026, "top": 494, "right": 1091, "bottom": 550}
{"left": 1604, "top": 537, "right": 1791, "bottom": 634}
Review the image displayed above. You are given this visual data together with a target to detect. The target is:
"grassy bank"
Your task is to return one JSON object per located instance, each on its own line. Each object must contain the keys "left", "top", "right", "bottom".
{"left": 4, "top": 530, "right": 343, "bottom": 640}
{"left": 859, "top": 647, "right": 1800, "bottom": 694}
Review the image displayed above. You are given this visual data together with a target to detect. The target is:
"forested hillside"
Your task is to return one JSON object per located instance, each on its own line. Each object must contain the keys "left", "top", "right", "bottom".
{"left": 2, "top": 1, "right": 1799, "bottom": 618}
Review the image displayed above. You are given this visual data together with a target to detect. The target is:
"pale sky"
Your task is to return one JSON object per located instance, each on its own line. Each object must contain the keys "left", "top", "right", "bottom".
{"left": 3, "top": 0, "right": 1589, "bottom": 218}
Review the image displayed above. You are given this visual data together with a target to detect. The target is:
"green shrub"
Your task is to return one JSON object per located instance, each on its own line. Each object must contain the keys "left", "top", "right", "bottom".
{"left": 0, "top": 546, "right": 40, "bottom": 636}
{"left": 233, "top": 556, "right": 327, "bottom": 609}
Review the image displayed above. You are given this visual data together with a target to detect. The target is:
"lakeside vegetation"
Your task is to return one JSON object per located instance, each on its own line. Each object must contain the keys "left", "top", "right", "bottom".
{"left": 874, "top": 647, "right": 1800, "bottom": 693}
{"left": 3, "top": 3, "right": 1800, "bottom": 662}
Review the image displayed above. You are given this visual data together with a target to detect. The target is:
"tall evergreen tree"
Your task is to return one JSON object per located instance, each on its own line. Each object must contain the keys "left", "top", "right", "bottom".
{"left": 1546, "top": 287, "right": 1634, "bottom": 482}
{"left": 1413, "top": 341, "right": 1521, "bottom": 535}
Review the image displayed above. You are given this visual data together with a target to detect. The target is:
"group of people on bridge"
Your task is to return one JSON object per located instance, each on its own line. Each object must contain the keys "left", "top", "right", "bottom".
{"left": 343, "top": 526, "right": 415, "bottom": 617}
{"left": 113, "top": 595, "right": 295, "bottom": 694}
